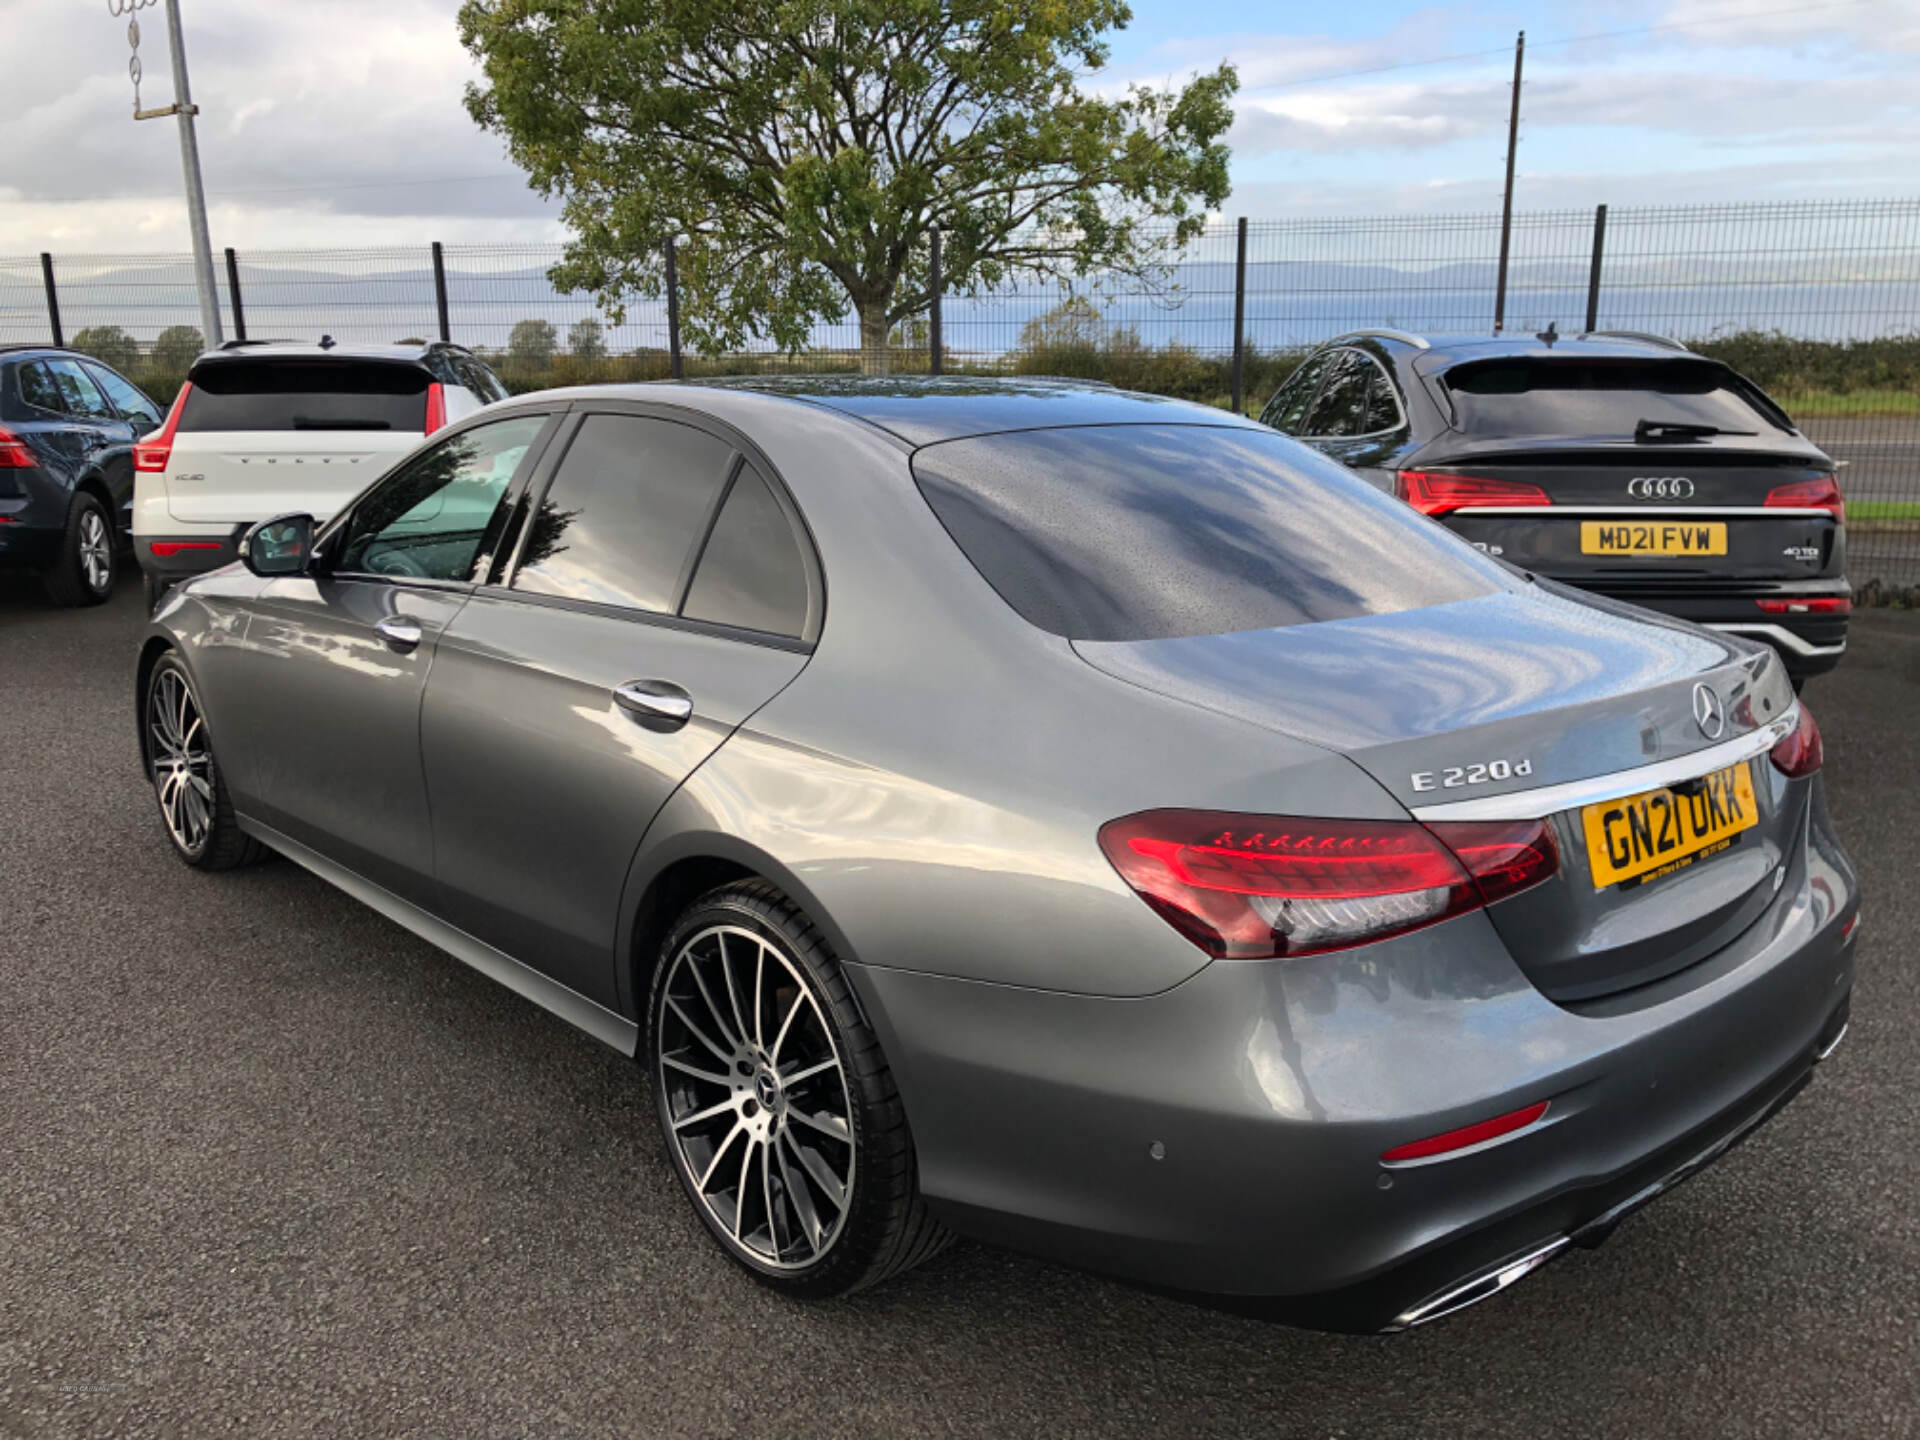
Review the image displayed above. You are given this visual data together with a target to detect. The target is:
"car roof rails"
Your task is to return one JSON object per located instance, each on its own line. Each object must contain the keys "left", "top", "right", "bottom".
{"left": 1340, "top": 328, "right": 1431, "bottom": 350}
{"left": 0, "top": 341, "right": 66, "bottom": 355}
{"left": 217, "top": 337, "right": 303, "bottom": 349}
{"left": 1580, "top": 329, "right": 1691, "bottom": 352}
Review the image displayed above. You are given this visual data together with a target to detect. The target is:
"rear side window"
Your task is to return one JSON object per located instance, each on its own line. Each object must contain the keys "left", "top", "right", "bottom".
{"left": 513, "top": 414, "right": 734, "bottom": 613}
{"left": 911, "top": 425, "right": 1500, "bottom": 642}
{"left": 1301, "top": 351, "right": 1371, "bottom": 437}
{"left": 16, "top": 361, "right": 65, "bottom": 414}
{"left": 179, "top": 359, "right": 429, "bottom": 432}
{"left": 681, "top": 463, "right": 810, "bottom": 637}
{"left": 1442, "top": 359, "right": 1786, "bottom": 438}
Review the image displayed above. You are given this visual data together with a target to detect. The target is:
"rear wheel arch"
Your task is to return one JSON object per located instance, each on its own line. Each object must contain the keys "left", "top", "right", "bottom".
{"left": 135, "top": 638, "right": 178, "bottom": 778}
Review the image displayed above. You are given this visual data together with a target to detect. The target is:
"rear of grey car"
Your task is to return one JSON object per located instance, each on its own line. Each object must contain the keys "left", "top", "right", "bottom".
{"left": 137, "top": 381, "right": 1858, "bottom": 1332}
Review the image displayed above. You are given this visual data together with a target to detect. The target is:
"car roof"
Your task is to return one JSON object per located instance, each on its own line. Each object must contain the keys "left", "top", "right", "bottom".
{"left": 667, "top": 375, "right": 1259, "bottom": 447}
{"left": 192, "top": 339, "right": 461, "bottom": 363}
{"left": 1329, "top": 329, "right": 1704, "bottom": 371}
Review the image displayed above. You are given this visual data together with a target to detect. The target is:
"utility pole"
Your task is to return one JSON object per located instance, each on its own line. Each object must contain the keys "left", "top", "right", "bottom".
{"left": 1492, "top": 29, "right": 1524, "bottom": 334}
{"left": 117, "top": 0, "right": 223, "bottom": 347}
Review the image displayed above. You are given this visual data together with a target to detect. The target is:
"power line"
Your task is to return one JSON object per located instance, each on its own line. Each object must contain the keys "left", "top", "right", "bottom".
{"left": 1256, "top": 0, "right": 1876, "bottom": 92}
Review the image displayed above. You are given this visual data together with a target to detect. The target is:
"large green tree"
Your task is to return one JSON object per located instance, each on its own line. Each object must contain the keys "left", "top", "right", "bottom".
{"left": 459, "top": 0, "right": 1237, "bottom": 371}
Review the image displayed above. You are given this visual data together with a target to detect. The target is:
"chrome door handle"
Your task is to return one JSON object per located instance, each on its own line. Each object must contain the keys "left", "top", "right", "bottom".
{"left": 374, "top": 616, "right": 424, "bottom": 653}
{"left": 613, "top": 679, "right": 694, "bottom": 731}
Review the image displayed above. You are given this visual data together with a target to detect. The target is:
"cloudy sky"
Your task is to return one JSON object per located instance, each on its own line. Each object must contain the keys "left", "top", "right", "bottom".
{"left": 2, "top": 0, "right": 1917, "bottom": 254}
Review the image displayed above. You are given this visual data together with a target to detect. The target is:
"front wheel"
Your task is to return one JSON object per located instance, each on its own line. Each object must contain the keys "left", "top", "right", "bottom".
{"left": 647, "top": 881, "right": 950, "bottom": 1298}
{"left": 145, "top": 654, "right": 266, "bottom": 871}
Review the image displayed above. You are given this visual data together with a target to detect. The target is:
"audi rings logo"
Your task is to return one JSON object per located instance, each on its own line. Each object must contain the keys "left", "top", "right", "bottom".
{"left": 1692, "top": 683, "right": 1727, "bottom": 741}
{"left": 1629, "top": 476, "right": 1695, "bottom": 499}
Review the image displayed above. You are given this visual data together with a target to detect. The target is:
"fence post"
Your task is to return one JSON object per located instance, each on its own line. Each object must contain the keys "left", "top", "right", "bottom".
{"left": 1584, "top": 204, "right": 1608, "bottom": 334}
{"left": 40, "top": 253, "right": 62, "bottom": 347}
{"left": 431, "top": 242, "right": 452, "bottom": 343}
{"left": 665, "top": 237, "right": 684, "bottom": 380}
{"left": 224, "top": 247, "right": 247, "bottom": 342}
{"left": 1231, "top": 217, "right": 1248, "bottom": 415}
{"left": 928, "top": 228, "right": 943, "bottom": 377}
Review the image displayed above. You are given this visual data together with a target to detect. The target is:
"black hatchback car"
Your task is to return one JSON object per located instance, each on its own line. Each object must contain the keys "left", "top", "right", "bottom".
{"left": 0, "top": 343, "right": 165, "bottom": 604}
{"left": 1258, "top": 330, "right": 1849, "bottom": 685}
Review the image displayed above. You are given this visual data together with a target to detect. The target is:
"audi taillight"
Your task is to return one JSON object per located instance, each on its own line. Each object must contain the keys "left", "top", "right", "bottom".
{"left": 133, "top": 384, "right": 191, "bottom": 472}
{"left": 423, "top": 382, "right": 447, "bottom": 435}
{"left": 1395, "top": 470, "right": 1551, "bottom": 517}
{"left": 1757, "top": 596, "right": 1849, "bottom": 615}
{"left": 1098, "top": 811, "right": 1559, "bottom": 959}
{"left": 1769, "top": 704, "right": 1823, "bottom": 780}
{"left": 0, "top": 425, "right": 35, "bottom": 468}
{"left": 1765, "top": 475, "right": 1844, "bottom": 523}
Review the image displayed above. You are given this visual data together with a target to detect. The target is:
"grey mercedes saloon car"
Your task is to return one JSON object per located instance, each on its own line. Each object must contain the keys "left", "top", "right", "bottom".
{"left": 135, "top": 377, "right": 1859, "bottom": 1332}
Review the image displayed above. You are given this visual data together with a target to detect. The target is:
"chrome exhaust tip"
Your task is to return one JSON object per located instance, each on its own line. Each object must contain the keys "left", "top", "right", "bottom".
{"left": 1386, "top": 1237, "right": 1569, "bottom": 1331}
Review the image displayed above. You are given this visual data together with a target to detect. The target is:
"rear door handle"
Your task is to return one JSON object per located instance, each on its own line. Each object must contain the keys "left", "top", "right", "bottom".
{"left": 613, "top": 679, "right": 693, "bottom": 732}
{"left": 374, "top": 616, "right": 424, "bottom": 653}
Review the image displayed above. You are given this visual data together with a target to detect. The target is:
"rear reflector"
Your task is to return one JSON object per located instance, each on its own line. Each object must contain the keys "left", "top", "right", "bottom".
{"left": 423, "top": 382, "right": 447, "bottom": 435}
{"left": 149, "top": 541, "right": 224, "bottom": 558}
{"left": 1769, "top": 703, "right": 1823, "bottom": 779}
{"left": 1098, "top": 811, "right": 1558, "bottom": 959}
{"left": 1396, "top": 470, "right": 1551, "bottom": 516}
{"left": 1381, "top": 1100, "right": 1551, "bottom": 1164}
{"left": 1757, "top": 596, "right": 1849, "bottom": 615}
{"left": 133, "top": 384, "right": 192, "bottom": 473}
{"left": 0, "top": 425, "right": 35, "bottom": 468}
{"left": 1765, "top": 474, "right": 1844, "bottom": 522}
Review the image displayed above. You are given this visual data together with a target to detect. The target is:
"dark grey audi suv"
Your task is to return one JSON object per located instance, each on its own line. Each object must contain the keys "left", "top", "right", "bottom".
{"left": 135, "top": 377, "right": 1859, "bottom": 1331}
{"left": 1257, "top": 330, "right": 1849, "bottom": 686}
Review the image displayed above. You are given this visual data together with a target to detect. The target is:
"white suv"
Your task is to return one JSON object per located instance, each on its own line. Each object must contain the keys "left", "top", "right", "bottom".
{"left": 133, "top": 339, "right": 507, "bottom": 604}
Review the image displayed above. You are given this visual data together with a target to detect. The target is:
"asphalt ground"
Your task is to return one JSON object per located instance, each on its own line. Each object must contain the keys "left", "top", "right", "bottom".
{"left": 2, "top": 575, "right": 1917, "bottom": 1440}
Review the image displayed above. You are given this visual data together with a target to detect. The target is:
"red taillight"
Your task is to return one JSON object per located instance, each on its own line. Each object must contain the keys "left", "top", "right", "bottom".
{"left": 1765, "top": 475, "right": 1844, "bottom": 523}
{"left": 133, "top": 384, "right": 191, "bottom": 473}
{"left": 0, "top": 425, "right": 35, "bottom": 468}
{"left": 1426, "top": 819, "right": 1560, "bottom": 905}
{"left": 1097, "top": 811, "right": 1559, "bottom": 959}
{"left": 1769, "top": 704, "right": 1823, "bottom": 780}
{"left": 1381, "top": 1099, "right": 1551, "bottom": 1164}
{"left": 1757, "top": 596, "right": 1850, "bottom": 615}
{"left": 1395, "top": 470, "right": 1551, "bottom": 517}
{"left": 148, "top": 541, "right": 224, "bottom": 558}
{"left": 423, "top": 382, "right": 447, "bottom": 434}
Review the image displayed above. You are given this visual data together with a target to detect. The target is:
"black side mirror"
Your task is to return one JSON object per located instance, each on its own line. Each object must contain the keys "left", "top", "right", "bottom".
{"left": 240, "top": 513, "right": 315, "bottom": 577}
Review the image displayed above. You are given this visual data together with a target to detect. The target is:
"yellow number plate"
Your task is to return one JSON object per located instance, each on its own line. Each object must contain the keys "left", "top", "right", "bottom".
{"left": 1581, "top": 763, "right": 1758, "bottom": 890}
{"left": 1580, "top": 520, "right": 1726, "bottom": 556}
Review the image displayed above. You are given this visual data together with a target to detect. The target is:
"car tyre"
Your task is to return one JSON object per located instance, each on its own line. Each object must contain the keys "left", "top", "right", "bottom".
{"left": 42, "top": 492, "right": 116, "bottom": 606}
{"left": 144, "top": 653, "right": 266, "bottom": 871}
{"left": 648, "top": 880, "right": 950, "bottom": 1298}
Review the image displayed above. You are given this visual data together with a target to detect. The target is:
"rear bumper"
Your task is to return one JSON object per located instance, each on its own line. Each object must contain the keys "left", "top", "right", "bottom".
{"left": 850, "top": 791, "right": 1859, "bottom": 1332}
{"left": 0, "top": 519, "right": 62, "bottom": 571}
{"left": 137, "top": 532, "right": 240, "bottom": 584}
{"left": 1549, "top": 579, "right": 1850, "bottom": 677}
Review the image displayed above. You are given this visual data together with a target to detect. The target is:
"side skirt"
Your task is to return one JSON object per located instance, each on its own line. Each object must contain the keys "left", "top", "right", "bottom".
{"left": 239, "top": 816, "right": 640, "bottom": 1057}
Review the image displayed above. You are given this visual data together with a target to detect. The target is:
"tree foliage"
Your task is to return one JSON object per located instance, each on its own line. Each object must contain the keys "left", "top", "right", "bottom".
{"left": 71, "top": 325, "right": 140, "bottom": 372}
{"left": 507, "top": 318, "right": 558, "bottom": 370}
{"left": 567, "top": 317, "right": 606, "bottom": 359}
{"left": 459, "top": 0, "right": 1237, "bottom": 369}
{"left": 151, "top": 325, "right": 204, "bottom": 371}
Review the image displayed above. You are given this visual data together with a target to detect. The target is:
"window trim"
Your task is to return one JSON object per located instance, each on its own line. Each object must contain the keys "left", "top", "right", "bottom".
{"left": 1297, "top": 347, "right": 1407, "bottom": 441}
{"left": 317, "top": 405, "right": 564, "bottom": 584}
{"left": 493, "top": 397, "right": 825, "bottom": 648}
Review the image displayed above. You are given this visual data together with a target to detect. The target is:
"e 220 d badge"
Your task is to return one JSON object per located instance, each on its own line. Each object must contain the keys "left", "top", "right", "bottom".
{"left": 1410, "top": 757, "right": 1535, "bottom": 792}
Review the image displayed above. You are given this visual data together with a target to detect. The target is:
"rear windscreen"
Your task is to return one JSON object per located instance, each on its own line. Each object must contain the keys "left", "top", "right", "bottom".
{"left": 179, "top": 359, "right": 428, "bottom": 432}
{"left": 910, "top": 425, "right": 1501, "bottom": 642}
{"left": 1442, "top": 359, "right": 1785, "bottom": 439}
